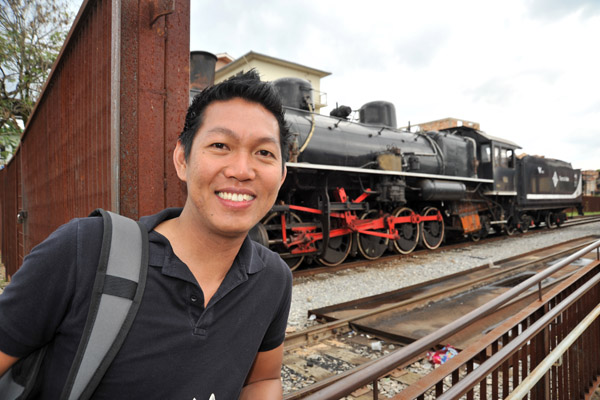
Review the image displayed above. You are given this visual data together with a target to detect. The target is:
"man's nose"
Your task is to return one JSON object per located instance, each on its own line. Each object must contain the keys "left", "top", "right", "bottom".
{"left": 224, "top": 153, "right": 256, "bottom": 181}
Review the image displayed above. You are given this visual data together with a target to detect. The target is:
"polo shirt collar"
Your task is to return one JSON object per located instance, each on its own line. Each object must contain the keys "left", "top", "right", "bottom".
{"left": 237, "top": 236, "right": 266, "bottom": 275}
{"left": 140, "top": 208, "right": 266, "bottom": 278}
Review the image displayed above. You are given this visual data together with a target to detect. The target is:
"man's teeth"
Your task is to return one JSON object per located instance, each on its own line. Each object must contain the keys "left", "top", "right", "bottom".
{"left": 217, "top": 192, "right": 255, "bottom": 202}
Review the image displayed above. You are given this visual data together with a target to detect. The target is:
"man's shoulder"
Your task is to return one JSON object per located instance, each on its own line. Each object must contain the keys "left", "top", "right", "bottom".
{"left": 140, "top": 208, "right": 183, "bottom": 231}
{"left": 247, "top": 239, "right": 292, "bottom": 280}
{"left": 34, "top": 214, "right": 104, "bottom": 251}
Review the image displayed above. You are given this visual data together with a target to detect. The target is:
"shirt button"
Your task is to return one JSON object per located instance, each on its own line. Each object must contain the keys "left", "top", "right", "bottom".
{"left": 190, "top": 295, "right": 198, "bottom": 303}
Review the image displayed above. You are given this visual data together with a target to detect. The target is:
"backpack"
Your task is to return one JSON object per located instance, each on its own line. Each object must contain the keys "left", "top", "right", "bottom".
{"left": 0, "top": 209, "right": 149, "bottom": 400}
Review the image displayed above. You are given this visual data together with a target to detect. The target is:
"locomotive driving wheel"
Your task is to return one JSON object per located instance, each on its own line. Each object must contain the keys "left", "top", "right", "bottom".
{"left": 317, "top": 220, "right": 353, "bottom": 267}
{"left": 545, "top": 212, "right": 558, "bottom": 229}
{"left": 519, "top": 215, "right": 532, "bottom": 233}
{"left": 469, "top": 232, "right": 481, "bottom": 242}
{"left": 357, "top": 209, "right": 389, "bottom": 260}
{"left": 420, "top": 207, "right": 444, "bottom": 250}
{"left": 392, "top": 207, "right": 420, "bottom": 254}
{"left": 262, "top": 212, "right": 305, "bottom": 271}
{"left": 504, "top": 216, "right": 517, "bottom": 236}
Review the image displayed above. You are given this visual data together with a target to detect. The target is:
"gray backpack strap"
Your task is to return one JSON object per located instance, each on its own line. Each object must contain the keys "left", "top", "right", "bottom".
{"left": 60, "top": 209, "right": 149, "bottom": 400}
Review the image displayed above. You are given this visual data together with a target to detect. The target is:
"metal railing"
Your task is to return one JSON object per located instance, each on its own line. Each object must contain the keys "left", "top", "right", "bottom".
{"left": 304, "top": 238, "right": 600, "bottom": 399}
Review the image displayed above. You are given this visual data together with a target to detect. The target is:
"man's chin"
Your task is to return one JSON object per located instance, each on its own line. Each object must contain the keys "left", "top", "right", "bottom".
{"left": 215, "top": 225, "right": 254, "bottom": 240}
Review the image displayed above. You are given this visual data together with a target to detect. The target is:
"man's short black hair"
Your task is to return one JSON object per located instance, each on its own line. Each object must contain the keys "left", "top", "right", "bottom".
{"left": 180, "top": 69, "right": 290, "bottom": 165}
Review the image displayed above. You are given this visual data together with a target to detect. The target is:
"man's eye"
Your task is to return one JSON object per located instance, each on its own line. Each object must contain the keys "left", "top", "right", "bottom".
{"left": 211, "top": 143, "right": 227, "bottom": 149}
{"left": 258, "top": 149, "right": 275, "bottom": 158}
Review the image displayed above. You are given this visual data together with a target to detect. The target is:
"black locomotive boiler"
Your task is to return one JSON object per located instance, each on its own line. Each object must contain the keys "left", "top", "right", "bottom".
{"left": 250, "top": 78, "right": 583, "bottom": 269}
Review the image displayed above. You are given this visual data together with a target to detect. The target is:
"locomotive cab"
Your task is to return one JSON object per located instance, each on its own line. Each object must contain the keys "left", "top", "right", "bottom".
{"left": 444, "top": 127, "right": 521, "bottom": 195}
{"left": 482, "top": 141, "right": 520, "bottom": 195}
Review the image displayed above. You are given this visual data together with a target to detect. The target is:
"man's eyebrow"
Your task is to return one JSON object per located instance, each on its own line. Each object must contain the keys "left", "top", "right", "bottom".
{"left": 205, "top": 127, "right": 280, "bottom": 146}
{"left": 205, "top": 127, "right": 237, "bottom": 137}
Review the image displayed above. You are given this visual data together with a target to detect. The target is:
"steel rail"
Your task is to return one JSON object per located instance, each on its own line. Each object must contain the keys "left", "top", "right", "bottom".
{"left": 285, "top": 238, "right": 596, "bottom": 349}
{"left": 303, "top": 238, "right": 600, "bottom": 400}
{"left": 391, "top": 260, "right": 598, "bottom": 400}
{"left": 504, "top": 302, "right": 600, "bottom": 400}
{"left": 284, "top": 269, "right": 580, "bottom": 399}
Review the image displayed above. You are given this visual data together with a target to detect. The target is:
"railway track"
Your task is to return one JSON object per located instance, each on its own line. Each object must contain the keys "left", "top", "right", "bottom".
{"left": 282, "top": 234, "right": 600, "bottom": 399}
{"left": 291, "top": 214, "right": 600, "bottom": 280}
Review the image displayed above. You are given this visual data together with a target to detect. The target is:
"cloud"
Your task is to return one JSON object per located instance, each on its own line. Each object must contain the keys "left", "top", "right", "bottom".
{"left": 465, "top": 77, "right": 516, "bottom": 106}
{"left": 392, "top": 28, "right": 449, "bottom": 69}
{"left": 187, "top": 0, "right": 600, "bottom": 170}
{"left": 525, "top": 0, "right": 600, "bottom": 20}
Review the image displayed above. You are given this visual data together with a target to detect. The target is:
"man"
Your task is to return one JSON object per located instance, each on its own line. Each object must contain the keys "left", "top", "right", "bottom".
{"left": 0, "top": 70, "right": 293, "bottom": 399}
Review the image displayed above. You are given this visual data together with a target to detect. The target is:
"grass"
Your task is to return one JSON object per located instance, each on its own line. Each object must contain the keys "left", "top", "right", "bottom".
{"left": 567, "top": 210, "right": 600, "bottom": 217}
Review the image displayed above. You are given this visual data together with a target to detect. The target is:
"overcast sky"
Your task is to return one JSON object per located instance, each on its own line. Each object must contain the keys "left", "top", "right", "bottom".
{"left": 189, "top": 0, "right": 599, "bottom": 171}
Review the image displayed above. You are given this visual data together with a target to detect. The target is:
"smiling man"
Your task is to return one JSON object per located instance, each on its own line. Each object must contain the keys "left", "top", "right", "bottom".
{"left": 0, "top": 70, "right": 293, "bottom": 399}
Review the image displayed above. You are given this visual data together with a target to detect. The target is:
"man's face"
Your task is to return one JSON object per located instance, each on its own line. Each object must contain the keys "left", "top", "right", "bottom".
{"left": 174, "top": 98, "right": 287, "bottom": 239}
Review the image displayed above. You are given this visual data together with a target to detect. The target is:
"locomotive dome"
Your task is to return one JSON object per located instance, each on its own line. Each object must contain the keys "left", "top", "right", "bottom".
{"left": 359, "top": 101, "right": 397, "bottom": 129}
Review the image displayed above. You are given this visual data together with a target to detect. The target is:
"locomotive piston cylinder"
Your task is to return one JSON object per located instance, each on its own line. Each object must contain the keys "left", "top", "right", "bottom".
{"left": 419, "top": 179, "right": 466, "bottom": 201}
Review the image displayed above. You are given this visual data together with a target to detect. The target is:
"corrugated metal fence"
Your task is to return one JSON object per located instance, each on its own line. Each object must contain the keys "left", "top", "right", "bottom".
{"left": 0, "top": 0, "right": 189, "bottom": 278}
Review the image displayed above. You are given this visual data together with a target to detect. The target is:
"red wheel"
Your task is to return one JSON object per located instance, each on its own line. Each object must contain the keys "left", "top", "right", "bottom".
{"left": 262, "top": 212, "right": 305, "bottom": 270}
{"left": 421, "top": 207, "right": 444, "bottom": 250}
{"left": 357, "top": 210, "right": 389, "bottom": 260}
{"left": 392, "top": 207, "right": 420, "bottom": 254}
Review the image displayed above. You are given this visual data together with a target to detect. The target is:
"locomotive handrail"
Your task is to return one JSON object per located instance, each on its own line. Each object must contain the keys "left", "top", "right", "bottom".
{"left": 298, "top": 99, "right": 316, "bottom": 153}
{"left": 303, "top": 238, "right": 600, "bottom": 400}
{"left": 285, "top": 162, "right": 495, "bottom": 183}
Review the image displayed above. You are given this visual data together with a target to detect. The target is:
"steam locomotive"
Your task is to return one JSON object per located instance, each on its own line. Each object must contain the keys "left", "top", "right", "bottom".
{"left": 250, "top": 78, "right": 583, "bottom": 269}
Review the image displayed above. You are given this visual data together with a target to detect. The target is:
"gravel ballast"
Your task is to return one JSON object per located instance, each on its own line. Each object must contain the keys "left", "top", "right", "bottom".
{"left": 287, "top": 221, "right": 600, "bottom": 331}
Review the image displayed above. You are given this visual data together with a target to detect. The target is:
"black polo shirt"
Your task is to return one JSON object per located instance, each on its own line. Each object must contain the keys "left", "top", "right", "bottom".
{"left": 0, "top": 208, "right": 292, "bottom": 399}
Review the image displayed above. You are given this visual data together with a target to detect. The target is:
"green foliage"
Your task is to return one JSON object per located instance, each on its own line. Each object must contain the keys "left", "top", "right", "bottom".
{"left": 0, "top": 0, "right": 74, "bottom": 160}
{"left": 0, "top": 123, "right": 19, "bottom": 164}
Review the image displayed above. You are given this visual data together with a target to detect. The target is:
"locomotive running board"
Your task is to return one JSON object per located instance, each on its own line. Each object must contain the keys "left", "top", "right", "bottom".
{"left": 285, "top": 162, "right": 494, "bottom": 184}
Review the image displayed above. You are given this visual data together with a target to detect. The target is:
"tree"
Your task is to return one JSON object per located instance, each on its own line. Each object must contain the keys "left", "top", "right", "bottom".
{"left": 0, "top": 0, "right": 73, "bottom": 163}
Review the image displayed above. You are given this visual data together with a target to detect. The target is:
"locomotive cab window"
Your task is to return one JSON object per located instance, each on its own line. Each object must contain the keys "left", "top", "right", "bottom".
{"left": 481, "top": 144, "right": 491, "bottom": 163}
{"left": 494, "top": 146, "right": 514, "bottom": 168}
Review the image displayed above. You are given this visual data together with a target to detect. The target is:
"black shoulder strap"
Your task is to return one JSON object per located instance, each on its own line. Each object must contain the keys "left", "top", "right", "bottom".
{"left": 60, "top": 209, "right": 149, "bottom": 400}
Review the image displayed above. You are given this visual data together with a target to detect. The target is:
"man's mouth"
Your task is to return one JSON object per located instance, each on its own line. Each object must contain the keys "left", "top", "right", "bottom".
{"left": 217, "top": 192, "right": 255, "bottom": 202}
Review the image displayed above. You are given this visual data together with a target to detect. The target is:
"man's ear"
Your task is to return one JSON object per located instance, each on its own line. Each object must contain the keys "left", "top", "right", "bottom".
{"left": 173, "top": 141, "right": 188, "bottom": 182}
{"left": 280, "top": 165, "right": 287, "bottom": 188}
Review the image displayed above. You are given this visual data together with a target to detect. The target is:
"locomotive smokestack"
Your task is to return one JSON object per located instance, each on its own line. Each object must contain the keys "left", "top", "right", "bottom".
{"left": 189, "top": 51, "right": 217, "bottom": 101}
{"left": 272, "top": 77, "right": 314, "bottom": 111}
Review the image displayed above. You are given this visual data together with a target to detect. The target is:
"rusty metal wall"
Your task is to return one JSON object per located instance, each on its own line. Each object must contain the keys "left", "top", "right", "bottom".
{"left": 19, "top": 0, "right": 113, "bottom": 255}
{"left": 0, "top": 0, "right": 189, "bottom": 278}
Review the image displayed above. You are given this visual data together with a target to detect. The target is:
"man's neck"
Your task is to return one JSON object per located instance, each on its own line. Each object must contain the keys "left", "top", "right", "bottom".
{"left": 154, "top": 210, "right": 246, "bottom": 306}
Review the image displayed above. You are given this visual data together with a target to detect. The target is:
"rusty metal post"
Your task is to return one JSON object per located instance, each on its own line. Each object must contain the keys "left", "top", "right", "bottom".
{"left": 542, "top": 303, "right": 550, "bottom": 400}
{"left": 119, "top": 0, "right": 189, "bottom": 219}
